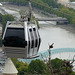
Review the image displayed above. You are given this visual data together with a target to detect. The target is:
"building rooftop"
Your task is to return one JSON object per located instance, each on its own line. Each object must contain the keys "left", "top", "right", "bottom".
{"left": 3, "top": 58, "right": 18, "bottom": 74}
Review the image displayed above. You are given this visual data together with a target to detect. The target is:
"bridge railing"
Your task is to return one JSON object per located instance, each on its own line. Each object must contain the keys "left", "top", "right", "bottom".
{"left": 19, "top": 48, "right": 75, "bottom": 64}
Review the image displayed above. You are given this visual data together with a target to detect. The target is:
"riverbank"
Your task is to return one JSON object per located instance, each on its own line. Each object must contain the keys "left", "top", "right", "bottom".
{"left": 57, "top": 24, "right": 75, "bottom": 33}
{"left": 3, "top": 3, "right": 48, "bottom": 18}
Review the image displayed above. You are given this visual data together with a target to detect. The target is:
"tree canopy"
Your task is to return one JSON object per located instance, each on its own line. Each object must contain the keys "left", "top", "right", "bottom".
{"left": 11, "top": 58, "right": 29, "bottom": 75}
{"left": 0, "top": 0, "right": 75, "bottom": 24}
{"left": 28, "top": 59, "right": 47, "bottom": 74}
{"left": 11, "top": 58, "right": 75, "bottom": 75}
{"left": 70, "top": 0, "right": 75, "bottom": 2}
{"left": 1, "top": 14, "right": 14, "bottom": 35}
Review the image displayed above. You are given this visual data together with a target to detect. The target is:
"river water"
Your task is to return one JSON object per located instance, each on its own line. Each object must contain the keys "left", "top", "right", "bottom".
{"left": 39, "top": 25, "right": 75, "bottom": 52}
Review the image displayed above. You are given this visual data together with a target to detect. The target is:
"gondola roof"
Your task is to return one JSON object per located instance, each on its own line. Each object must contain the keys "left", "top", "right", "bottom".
{"left": 7, "top": 21, "right": 24, "bottom": 28}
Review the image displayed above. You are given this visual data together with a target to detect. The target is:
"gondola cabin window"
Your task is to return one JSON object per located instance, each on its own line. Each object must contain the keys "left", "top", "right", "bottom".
{"left": 4, "top": 28, "right": 25, "bottom": 47}
{"left": 33, "top": 28, "right": 38, "bottom": 47}
{"left": 29, "top": 29, "right": 34, "bottom": 48}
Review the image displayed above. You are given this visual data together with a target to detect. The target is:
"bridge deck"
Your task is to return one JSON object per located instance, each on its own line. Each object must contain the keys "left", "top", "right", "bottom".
{"left": 19, "top": 48, "right": 75, "bottom": 63}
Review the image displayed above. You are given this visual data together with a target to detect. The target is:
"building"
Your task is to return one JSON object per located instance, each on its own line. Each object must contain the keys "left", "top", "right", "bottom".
{"left": 65, "top": 2, "right": 75, "bottom": 9}
{"left": 58, "top": 0, "right": 70, "bottom": 3}
{"left": 58, "top": 0, "right": 71, "bottom": 7}
{"left": 3, "top": 58, "right": 18, "bottom": 75}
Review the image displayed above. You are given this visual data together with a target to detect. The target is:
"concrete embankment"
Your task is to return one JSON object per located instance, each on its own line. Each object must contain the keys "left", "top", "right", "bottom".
{"left": 57, "top": 24, "right": 75, "bottom": 33}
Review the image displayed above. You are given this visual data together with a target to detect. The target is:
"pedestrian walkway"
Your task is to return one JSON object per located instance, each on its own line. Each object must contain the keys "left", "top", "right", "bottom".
{"left": 19, "top": 48, "right": 75, "bottom": 64}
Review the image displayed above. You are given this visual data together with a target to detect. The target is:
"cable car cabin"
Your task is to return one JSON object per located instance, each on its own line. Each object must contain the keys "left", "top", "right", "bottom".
{"left": 2, "top": 21, "right": 41, "bottom": 59}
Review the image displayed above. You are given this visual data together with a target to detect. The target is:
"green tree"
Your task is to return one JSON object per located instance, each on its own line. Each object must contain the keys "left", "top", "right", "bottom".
{"left": 28, "top": 59, "right": 47, "bottom": 74}
{"left": 11, "top": 58, "right": 75, "bottom": 75}
{"left": 11, "top": 58, "right": 29, "bottom": 75}
{"left": 17, "top": 61, "right": 28, "bottom": 75}
{"left": 70, "top": 0, "right": 75, "bottom": 2}
{"left": 0, "top": 13, "right": 3, "bottom": 23}
{"left": 51, "top": 58, "right": 63, "bottom": 72}
{"left": 2, "top": 14, "right": 14, "bottom": 26}
{"left": 70, "top": 72, "right": 75, "bottom": 75}
{"left": 51, "top": 58, "right": 73, "bottom": 75}
{"left": 2, "top": 14, "right": 14, "bottom": 35}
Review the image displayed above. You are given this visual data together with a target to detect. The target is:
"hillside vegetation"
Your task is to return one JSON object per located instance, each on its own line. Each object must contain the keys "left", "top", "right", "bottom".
{"left": 11, "top": 58, "right": 75, "bottom": 75}
{"left": 0, "top": 0, "right": 75, "bottom": 24}
{"left": 0, "top": 13, "right": 14, "bottom": 46}
{"left": 70, "top": 0, "right": 75, "bottom": 2}
{"left": 0, "top": 0, "right": 60, "bottom": 8}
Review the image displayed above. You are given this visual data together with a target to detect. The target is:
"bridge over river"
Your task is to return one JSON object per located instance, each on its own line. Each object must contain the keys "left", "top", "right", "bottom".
{"left": 19, "top": 48, "right": 75, "bottom": 64}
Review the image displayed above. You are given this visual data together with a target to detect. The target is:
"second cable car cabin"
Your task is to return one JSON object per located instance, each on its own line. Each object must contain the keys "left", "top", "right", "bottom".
{"left": 2, "top": 21, "right": 41, "bottom": 59}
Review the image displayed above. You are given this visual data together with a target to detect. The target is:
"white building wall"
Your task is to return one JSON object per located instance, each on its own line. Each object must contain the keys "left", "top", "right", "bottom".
{"left": 58, "top": 0, "right": 70, "bottom": 3}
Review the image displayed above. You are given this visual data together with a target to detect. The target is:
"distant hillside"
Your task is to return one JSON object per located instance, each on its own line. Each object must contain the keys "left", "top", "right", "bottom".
{"left": 70, "top": 0, "right": 75, "bottom": 2}
{"left": 0, "top": 0, "right": 75, "bottom": 25}
{"left": 0, "top": 0, "right": 60, "bottom": 8}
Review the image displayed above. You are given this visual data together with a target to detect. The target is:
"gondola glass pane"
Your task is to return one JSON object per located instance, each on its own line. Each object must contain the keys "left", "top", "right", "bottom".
{"left": 4, "top": 28, "right": 25, "bottom": 47}
{"left": 33, "top": 28, "right": 38, "bottom": 47}
{"left": 29, "top": 29, "right": 34, "bottom": 48}
{"left": 28, "top": 30, "right": 30, "bottom": 55}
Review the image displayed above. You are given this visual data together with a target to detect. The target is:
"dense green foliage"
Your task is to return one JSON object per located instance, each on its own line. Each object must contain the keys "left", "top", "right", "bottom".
{"left": 42, "top": 0, "right": 59, "bottom": 8}
{"left": 11, "top": 58, "right": 75, "bottom": 75}
{"left": 31, "top": 0, "right": 60, "bottom": 8}
{"left": 0, "top": 13, "right": 3, "bottom": 22}
{"left": 0, "top": 0, "right": 75, "bottom": 24}
{"left": 1, "top": 14, "right": 14, "bottom": 35}
{"left": 70, "top": 72, "right": 75, "bottom": 75}
{"left": 28, "top": 59, "right": 47, "bottom": 74}
{"left": 2, "top": 14, "right": 14, "bottom": 26}
{"left": 50, "top": 5, "right": 75, "bottom": 24}
{"left": 70, "top": 0, "right": 75, "bottom": 2}
{"left": 0, "top": 0, "right": 59, "bottom": 8}
{"left": 31, "top": 1, "right": 75, "bottom": 25}
{"left": 51, "top": 58, "right": 63, "bottom": 72}
{"left": 11, "top": 58, "right": 28, "bottom": 75}
{"left": 51, "top": 58, "right": 74, "bottom": 75}
{"left": 0, "top": 14, "right": 14, "bottom": 26}
{"left": 11, "top": 58, "right": 49, "bottom": 75}
{"left": 0, "top": 13, "right": 14, "bottom": 46}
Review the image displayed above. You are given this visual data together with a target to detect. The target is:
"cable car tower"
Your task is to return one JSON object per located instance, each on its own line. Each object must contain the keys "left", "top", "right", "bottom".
{"left": 2, "top": 0, "right": 41, "bottom": 59}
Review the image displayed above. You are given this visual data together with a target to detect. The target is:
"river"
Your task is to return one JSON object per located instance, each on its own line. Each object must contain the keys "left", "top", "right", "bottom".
{"left": 39, "top": 24, "right": 75, "bottom": 52}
